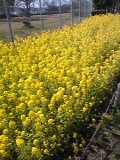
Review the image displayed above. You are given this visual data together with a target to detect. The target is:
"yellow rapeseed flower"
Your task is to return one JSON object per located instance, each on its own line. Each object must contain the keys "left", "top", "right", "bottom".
{"left": 82, "top": 107, "right": 88, "bottom": 113}
{"left": 16, "top": 138, "right": 25, "bottom": 148}
{"left": 33, "top": 139, "right": 39, "bottom": 146}
{"left": 32, "top": 147, "right": 41, "bottom": 157}
{"left": 0, "top": 13, "right": 120, "bottom": 159}
{"left": 73, "top": 132, "right": 78, "bottom": 138}
{"left": 0, "top": 149, "right": 8, "bottom": 157}
{"left": 3, "top": 129, "right": 9, "bottom": 135}
{"left": 9, "top": 121, "right": 16, "bottom": 129}
{"left": 48, "top": 119, "right": 54, "bottom": 124}
{"left": 73, "top": 147, "right": 78, "bottom": 153}
{"left": 44, "top": 149, "right": 49, "bottom": 155}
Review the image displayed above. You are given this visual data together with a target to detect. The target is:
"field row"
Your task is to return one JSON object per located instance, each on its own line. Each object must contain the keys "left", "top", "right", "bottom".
{"left": 0, "top": 14, "right": 120, "bottom": 159}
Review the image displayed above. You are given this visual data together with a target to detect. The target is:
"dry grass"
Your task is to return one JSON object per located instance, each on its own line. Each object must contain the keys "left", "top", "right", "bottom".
{"left": 0, "top": 13, "right": 86, "bottom": 43}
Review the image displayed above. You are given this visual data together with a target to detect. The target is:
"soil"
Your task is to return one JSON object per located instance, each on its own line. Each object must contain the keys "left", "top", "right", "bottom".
{"left": 83, "top": 111, "right": 120, "bottom": 160}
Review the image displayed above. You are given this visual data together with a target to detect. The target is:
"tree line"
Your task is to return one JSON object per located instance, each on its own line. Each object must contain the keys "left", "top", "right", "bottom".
{"left": 93, "top": 0, "right": 120, "bottom": 13}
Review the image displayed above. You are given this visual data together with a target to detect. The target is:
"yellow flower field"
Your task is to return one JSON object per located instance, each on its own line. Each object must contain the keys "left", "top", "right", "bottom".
{"left": 0, "top": 14, "right": 120, "bottom": 159}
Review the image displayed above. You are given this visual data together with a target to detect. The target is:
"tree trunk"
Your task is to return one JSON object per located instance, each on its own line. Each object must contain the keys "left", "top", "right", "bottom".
{"left": 116, "top": 0, "right": 120, "bottom": 13}
{"left": 25, "top": 0, "right": 30, "bottom": 17}
{"left": 112, "top": 1, "right": 115, "bottom": 13}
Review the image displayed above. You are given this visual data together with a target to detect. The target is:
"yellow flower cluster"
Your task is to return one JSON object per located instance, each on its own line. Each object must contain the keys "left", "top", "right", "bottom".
{"left": 0, "top": 14, "right": 120, "bottom": 159}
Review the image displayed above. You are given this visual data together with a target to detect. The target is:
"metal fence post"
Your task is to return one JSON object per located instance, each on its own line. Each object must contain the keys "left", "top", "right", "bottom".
{"left": 3, "top": 0, "right": 14, "bottom": 42}
{"left": 84, "top": 0, "right": 86, "bottom": 18}
{"left": 113, "top": 83, "right": 120, "bottom": 109}
{"left": 59, "top": 0, "right": 62, "bottom": 29}
{"left": 79, "top": 0, "right": 81, "bottom": 23}
{"left": 38, "top": 0, "right": 44, "bottom": 30}
{"left": 71, "top": 0, "right": 73, "bottom": 24}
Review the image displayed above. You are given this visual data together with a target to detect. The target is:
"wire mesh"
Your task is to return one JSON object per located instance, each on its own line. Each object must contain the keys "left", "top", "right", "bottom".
{"left": 0, "top": 0, "right": 92, "bottom": 43}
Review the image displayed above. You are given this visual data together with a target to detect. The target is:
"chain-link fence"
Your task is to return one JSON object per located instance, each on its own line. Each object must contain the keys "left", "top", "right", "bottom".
{"left": 0, "top": 0, "right": 93, "bottom": 43}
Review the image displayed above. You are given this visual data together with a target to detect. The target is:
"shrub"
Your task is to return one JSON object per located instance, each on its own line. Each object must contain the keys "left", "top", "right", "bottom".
{"left": 91, "top": 9, "right": 106, "bottom": 16}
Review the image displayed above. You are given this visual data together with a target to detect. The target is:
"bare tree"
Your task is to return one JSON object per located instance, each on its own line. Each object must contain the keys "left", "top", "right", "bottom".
{"left": 32, "top": 0, "right": 35, "bottom": 14}
{"left": 15, "top": 0, "right": 33, "bottom": 17}
{"left": 43, "top": 0, "right": 59, "bottom": 14}
{"left": 0, "top": 0, "right": 15, "bottom": 14}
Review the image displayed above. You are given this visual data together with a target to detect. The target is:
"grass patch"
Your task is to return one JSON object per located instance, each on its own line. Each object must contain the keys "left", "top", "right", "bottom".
{"left": 0, "top": 13, "right": 87, "bottom": 43}
{"left": 0, "top": 32, "right": 7, "bottom": 40}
